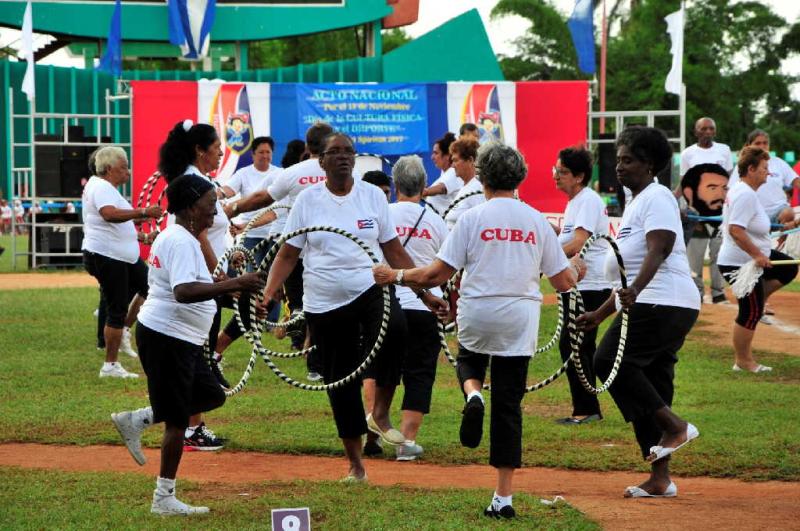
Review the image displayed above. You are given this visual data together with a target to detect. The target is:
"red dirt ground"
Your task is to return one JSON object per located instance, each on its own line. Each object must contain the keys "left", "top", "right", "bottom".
{"left": 1, "top": 443, "right": 797, "bottom": 530}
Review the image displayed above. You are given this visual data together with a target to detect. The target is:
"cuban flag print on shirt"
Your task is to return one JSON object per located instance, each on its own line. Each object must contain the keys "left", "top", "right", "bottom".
{"left": 357, "top": 219, "right": 375, "bottom": 230}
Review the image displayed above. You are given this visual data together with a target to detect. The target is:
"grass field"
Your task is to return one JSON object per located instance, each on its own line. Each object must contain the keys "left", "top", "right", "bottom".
{"left": 0, "top": 234, "right": 29, "bottom": 273}
{"left": 1, "top": 285, "right": 798, "bottom": 484}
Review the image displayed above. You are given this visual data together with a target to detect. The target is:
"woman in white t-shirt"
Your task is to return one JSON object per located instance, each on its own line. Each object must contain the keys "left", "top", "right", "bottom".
{"left": 374, "top": 143, "right": 581, "bottom": 520}
{"left": 717, "top": 147, "right": 799, "bottom": 373}
{"left": 553, "top": 146, "right": 611, "bottom": 425}
{"left": 444, "top": 138, "right": 485, "bottom": 228}
{"left": 158, "top": 120, "right": 233, "bottom": 447}
{"left": 728, "top": 130, "right": 800, "bottom": 225}
{"left": 577, "top": 126, "right": 701, "bottom": 499}
{"left": 387, "top": 155, "right": 450, "bottom": 462}
{"left": 111, "top": 175, "right": 264, "bottom": 516}
{"left": 82, "top": 147, "right": 163, "bottom": 379}
{"left": 262, "top": 132, "right": 447, "bottom": 482}
{"left": 422, "top": 132, "right": 463, "bottom": 215}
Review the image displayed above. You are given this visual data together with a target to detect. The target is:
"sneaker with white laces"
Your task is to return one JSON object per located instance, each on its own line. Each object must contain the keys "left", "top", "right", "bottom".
{"left": 111, "top": 410, "right": 148, "bottom": 465}
{"left": 184, "top": 422, "right": 224, "bottom": 451}
{"left": 99, "top": 362, "right": 139, "bottom": 379}
{"left": 396, "top": 441, "right": 424, "bottom": 461}
{"left": 120, "top": 328, "right": 138, "bottom": 358}
{"left": 151, "top": 493, "right": 209, "bottom": 516}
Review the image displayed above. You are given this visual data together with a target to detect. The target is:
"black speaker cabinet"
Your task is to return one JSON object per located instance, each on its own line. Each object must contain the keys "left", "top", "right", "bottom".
{"left": 29, "top": 213, "right": 83, "bottom": 268}
{"left": 35, "top": 145, "right": 62, "bottom": 197}
{"left": 597, "top": 133, "right": 618, "bottom": 194}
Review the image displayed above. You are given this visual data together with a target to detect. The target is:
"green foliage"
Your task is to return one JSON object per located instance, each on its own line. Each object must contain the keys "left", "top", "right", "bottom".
{"left": 496, "top": 0, "right": 800, "bottom": 152}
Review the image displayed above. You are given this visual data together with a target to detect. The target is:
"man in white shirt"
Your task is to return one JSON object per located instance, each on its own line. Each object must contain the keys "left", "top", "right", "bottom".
{"left": 679, "top": 117, "right": 733, "bottom": 303}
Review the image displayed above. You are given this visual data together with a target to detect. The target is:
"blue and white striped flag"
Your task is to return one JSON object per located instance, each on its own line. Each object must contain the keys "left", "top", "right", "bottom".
{"left": 167, "top": 0, "right": 216, "bottom": 60}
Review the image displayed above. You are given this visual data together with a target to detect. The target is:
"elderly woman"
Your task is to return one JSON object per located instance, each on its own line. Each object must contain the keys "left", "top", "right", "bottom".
{"left": 374, "top": 143, "right": 581, "bottom": 519}
{"left": 717, "top": 147, "right": 799, "bottom": 372}
{"left": 158, "top": 120, "right": 231, "bottom": 449}
{"left": 444, "top": 138, "right": 484, "bottom": 229}
{"left": 553, "top": 146, "right": 611, "bottom": 425}
{"left": 110, "top": 174, "right": 265, "bottom": 516}
{"left": 389, "top": 155, "right": 450, "bottom": 461}
{"left": 262, "top": 132, "right": 447, "bottom": 482}
{"left": 577, "top": 126, "right": 700, "bottom": 498}
{"left": 422, "top": 132, "right": 462, "bottom": 214}
{"left": 82, "top": 146, "right": 162, "bottom": 379}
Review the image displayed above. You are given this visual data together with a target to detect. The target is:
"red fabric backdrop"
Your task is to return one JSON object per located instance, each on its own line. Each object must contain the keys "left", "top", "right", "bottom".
{"left": 515, "top": 81, "right": 588, "bottom": 213}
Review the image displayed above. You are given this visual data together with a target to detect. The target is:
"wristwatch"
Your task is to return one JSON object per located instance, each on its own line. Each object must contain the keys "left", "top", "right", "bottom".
{"left": 394, "top": 269, "right": 405, "bottom": 286}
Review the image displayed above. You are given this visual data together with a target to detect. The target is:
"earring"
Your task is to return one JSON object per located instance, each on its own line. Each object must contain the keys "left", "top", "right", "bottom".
{"left": 189, "top": 219, "right": 195, "bottom": 233}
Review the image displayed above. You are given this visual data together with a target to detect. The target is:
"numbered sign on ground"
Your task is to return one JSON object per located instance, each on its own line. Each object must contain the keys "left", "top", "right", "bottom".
{"left": 271, "top": 507, "right": 311, "bottom": 531}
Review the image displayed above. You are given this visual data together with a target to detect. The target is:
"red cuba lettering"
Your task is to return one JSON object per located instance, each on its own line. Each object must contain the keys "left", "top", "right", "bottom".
{"left": 525, "top": 231, "right": 536, "bottom": 244}
{"left": 299, "top": 175, "right": 325, "bottom": 185}
{"left": 397, "top": 227, "right": 434, "bottom": 239}
{"left": 481, "top": 228, "right": 537, "bottom": 244}
{"left": 510, "top": 229, "right": 524, "bottom": 242}
{"left": 481, "top": 228, "right": 494, "bottom": 241}
{"left": 149, "top": 255, "right": 161, "bottom": 268}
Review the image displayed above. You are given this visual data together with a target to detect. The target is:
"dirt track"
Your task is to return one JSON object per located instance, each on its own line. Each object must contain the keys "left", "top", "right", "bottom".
{"left": 1, "top": 443, "right": 797, "bottom": 530}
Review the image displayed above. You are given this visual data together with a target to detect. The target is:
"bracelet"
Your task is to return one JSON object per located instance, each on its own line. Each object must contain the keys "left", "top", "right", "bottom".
{"left": 415, "top": 288, "right": 430, "bottom": 299}
{"left": 140, "top": 207, "right": 147, "bottom": 219}
{"left": 394, "top": 269, "right": 405, "bottom": 286}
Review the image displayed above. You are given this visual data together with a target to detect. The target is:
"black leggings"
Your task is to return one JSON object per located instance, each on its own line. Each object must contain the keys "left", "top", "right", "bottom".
{"left": 305, "top": 285, "right": 406, "bottom": 439}
{"left": 718, "top": 249, "right": 798, "bottom": 330}
{"left": 558, "top": 289, "right": 611, "bottom": 417}
{"left": 456, "top": 346, "right": 529, "bottom": 469}
{"left": 400, "top": 309, "right": 441, "bottom": 414}
{"left": 594, "top": 304, "right": 698, "bottom": 458}
{"left": 83, "top": 251, "right": 148, "bottom": 328}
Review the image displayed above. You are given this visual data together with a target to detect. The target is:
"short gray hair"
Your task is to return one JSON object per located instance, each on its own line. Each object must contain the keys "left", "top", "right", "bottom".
{"left": 476, "top": 142, "right": 527, "bottom": 191}
{"left": 392, "top": 155, "right": 427, "bottom": 197}
{"left": 94, "top": 146, "right": 128, "bottom": 175}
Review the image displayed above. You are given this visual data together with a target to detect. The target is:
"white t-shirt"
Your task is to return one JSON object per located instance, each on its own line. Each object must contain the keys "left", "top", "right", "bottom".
{"left": 138, "top": 224, "right": 217, "bottom": 345}
{"left": 268, "top": 158, "right": 326, "bottom": 238}
{"left": 225, "top": 163, "right": 280, "bottom": 239}
{"left": 729, "top": 158, "right": 797, "bottom": 218}
{"left": 425, "top": 168, "right": 464, "bottom": 215}
{"left": 680, "top": 142, "right": 734, "bottom": 176}
{"left": 607, "top": 183, "right": 700, "bottom": 310}
{"left": 182, "top": 165, "right": 231, "bottom": 259}
{"left": 81, "top": 176, "right": 139, "bottom": 264}
{"left": 445, "top": 177, "right": 485, "bottom": 229}
{"left": 558, "top": 187, "right": 611, "bottom": 291}
{"left": 0, "top": 205, "right": 11, "bottom": 219}
{"left": 283, "top": 179, "right": 397, "bottom": 313}
{"left": 14, "top": 205, "right": 24, "bottom": 217}
{"left": 389, "top": 201, "right": 449, "bottom": 311}
{"left": 438, "top": 198, "right": 570, "bottom": 357}
{"left": 718, "top": 181, "right": 772, "bottom": 267}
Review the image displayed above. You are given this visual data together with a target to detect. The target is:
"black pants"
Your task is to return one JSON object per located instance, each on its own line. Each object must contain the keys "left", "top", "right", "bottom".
{"left": 594, "top": 304, "right": 698, "bottom": 458}
{"left": 719, "top": 249, "right": 798, "bottom": 331}
{"left": 83, "top": 251, "right": 148, "bottom": 328}
{"left": 136, "top": 322, "right": 225, "bottom": 429}
{"left": 97, "top": 289, "right": 107, "bottom": 348}
{"left": 285, "top": 258, "right": 304, "bottom": 313}
{"left": 457, "top": 345, "right": 530, "bottom": 469}
{"left": 559, "top": 289, "right": 611, "bottom": 417}
{"left": 305, "top": 285, "right": 406, "bottom": 439}
{"left": 401, "top": 309, "right": 441, "bottom": 414}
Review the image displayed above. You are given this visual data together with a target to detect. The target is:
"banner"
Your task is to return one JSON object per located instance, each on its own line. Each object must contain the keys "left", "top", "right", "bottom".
{"left": 446, "top": 82, "right": 517, "bottom": 147}
{"left": 296, "top": 84, "right": 428, "bottom": 155}
{"left": 198, "top": 81, "right": 270, "bottom": 181}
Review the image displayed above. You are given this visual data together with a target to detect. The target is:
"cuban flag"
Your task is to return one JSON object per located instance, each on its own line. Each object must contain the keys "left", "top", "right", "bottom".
{"left": 167, "top": 0, "right": 216, "bottom": 60}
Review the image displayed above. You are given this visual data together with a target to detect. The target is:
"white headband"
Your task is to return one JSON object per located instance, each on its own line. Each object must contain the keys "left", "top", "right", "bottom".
{"left": 182, "top": 119, "right": 193, "bottom": 132}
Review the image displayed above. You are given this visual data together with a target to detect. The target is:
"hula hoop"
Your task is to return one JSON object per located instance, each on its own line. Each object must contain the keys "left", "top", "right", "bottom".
{"left": 568, "top": 233, "right": 628, "bottom": 394}
{"left": 439, "top": 269, "right": 567, "bottom": 393}
{"left": 134, "top": 171, "right": 168, "bottom": 237}
{"left": 441, "top": 189, "right": 484, "bottom": 220}
{"left": 243, "top": 226, "right": 392, "bottom": 391}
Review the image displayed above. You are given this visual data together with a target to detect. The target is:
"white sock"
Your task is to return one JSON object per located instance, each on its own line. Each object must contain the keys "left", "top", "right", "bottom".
{"left": 102, "top": 362, "right": 116, "bottom": 369}
{"left": 155, "top": 477, "right": 176, "bottom": 497}
{"left": 213, "top": 352, "right": 223, "bottom": 363}
{"left": 123, "top": 326, "right": 131, "bottom": 335}
{"left": 185, "top": 426, "right": 198, "bottom": 438}
{"left": 466, "top": 390, "right": 484, "bottom": 404}
{"left": 491, "top": 492, "right": 512, "bottom": 510}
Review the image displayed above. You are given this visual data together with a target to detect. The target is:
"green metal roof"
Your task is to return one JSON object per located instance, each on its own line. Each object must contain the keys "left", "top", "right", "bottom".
{"left": 0, "top": 0, "right": 391, "bottom": 42}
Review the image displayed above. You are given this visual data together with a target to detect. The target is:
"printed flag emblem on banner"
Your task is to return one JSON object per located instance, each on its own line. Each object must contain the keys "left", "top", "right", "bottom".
{"left": 446, "top": 83, "right": 517, "bottom": 147}
{"left": 197, "top": 81, "right": 270, "bottom": 182}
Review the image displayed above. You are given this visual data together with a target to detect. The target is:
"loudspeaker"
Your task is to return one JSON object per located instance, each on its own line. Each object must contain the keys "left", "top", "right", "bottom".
{"left": 35, "top": 145, "right": 62, "bottom": 197}
{"left": 597, "top": 133, "right": 618, "bottom": 194}
{"left": 29, "top": 213, "right": 83, "bottom": 268}
{"left": 61, "top": 158, "right": 87, "bottom": 197}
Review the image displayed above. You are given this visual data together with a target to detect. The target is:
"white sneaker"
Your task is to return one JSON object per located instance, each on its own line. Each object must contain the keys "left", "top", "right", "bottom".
{"left": 760, "top": 315, "right": 773, "bottom": 325}
{"left": 396, "top": 441, "right": 424, "bottom": 461}
{"left": 111, "top": 411, "right": 147, "bottom": 465}
{"left": 151, "top": 493, "right": 209, "bottom": 516}
{"left": 120, "top": 328, "right": 138, "bottom": 358}
{"left": 99, "top": 362, "right": 139, "bottom": 379}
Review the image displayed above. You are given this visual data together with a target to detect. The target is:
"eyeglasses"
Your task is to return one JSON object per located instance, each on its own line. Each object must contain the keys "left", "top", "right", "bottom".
{"left": 552, "top": 166, "right": 571, "bottom": 177}
{"left": 323, "top": 148, "right": 356, "bottom": 157}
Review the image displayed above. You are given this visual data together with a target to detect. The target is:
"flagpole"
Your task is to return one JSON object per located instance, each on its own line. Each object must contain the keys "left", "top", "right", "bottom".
{"left": 599, "top": 0, "right": 608, "bottom": 134}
